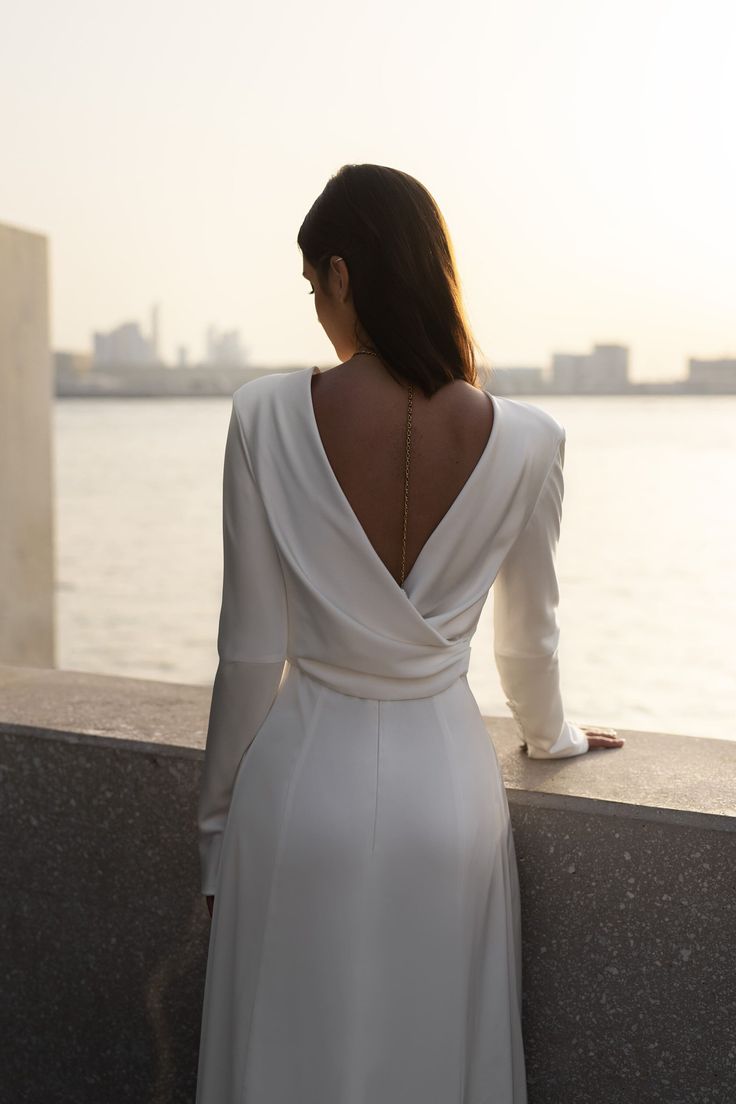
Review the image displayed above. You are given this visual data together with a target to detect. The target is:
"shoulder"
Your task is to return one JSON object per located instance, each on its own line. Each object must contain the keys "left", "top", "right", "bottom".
{"left": 232, "top": 368, "right": 300, "bottom": 410}
{"left": 490, "top": 394, "right": 567, "bottom": 494}
{"left": 494, "top": 394, "right": 566, "bottom": 451}
{"left": 231, "top": 368, "right": 305, "bottom": 430}
{"left": 229, "top": 369, "right": 308, "bottom": 473}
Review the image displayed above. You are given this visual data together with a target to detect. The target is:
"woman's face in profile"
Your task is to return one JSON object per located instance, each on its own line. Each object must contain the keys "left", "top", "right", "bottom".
{"left": 302, "top": 256, "right": 357, "bottom": 362}
{"left": 302, "top": 259, "right": 321, "bottom": 312}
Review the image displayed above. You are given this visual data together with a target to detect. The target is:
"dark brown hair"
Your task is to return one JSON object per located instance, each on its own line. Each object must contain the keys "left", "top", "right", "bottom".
{"left": 297, "top": 164, "right": 487, "bottom": 398}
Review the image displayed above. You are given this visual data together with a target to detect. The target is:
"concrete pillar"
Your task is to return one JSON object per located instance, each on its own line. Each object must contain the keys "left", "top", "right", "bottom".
{"left": 0, "top": 220, "right": 55, "bottom": 666}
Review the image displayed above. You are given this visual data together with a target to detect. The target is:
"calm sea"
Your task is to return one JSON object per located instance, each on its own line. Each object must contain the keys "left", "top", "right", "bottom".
{"left": 53, "top": 392, "right": 735, "bottom": 742}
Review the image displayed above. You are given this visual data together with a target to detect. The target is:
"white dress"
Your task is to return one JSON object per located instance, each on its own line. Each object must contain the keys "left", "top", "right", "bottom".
{"left": 195, "top": 366, "right": 588, "bottom": 1104}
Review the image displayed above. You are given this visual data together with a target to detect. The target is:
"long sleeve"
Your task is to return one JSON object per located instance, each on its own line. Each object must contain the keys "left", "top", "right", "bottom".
{"left": 493, "top": 432, "right": 589, "bottom": 759}
{"left": 198, "top": 399, "right": 288, "bottom": 895}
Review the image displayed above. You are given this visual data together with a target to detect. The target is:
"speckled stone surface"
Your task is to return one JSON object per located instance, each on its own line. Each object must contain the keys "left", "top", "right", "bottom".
{"left": 0, "top": 661, "right": 211, "bottom": 753}
{"left": 1, "top": 662, "right": 734, "bottom": 1103}
{"left": 0, "top": 717, "right": 207, "bottom": 1102}
{"left": 510, "top": 805, "right": 735, "bottom": 1104}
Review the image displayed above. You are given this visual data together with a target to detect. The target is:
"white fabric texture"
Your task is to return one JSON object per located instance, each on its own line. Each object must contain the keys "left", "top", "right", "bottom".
{"left": 196, "top": 366, "right": 588, "bottom": 1104}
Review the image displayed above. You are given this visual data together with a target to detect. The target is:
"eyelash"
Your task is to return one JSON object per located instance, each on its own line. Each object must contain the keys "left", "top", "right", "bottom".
{"left": 308, "top": 288, "right": 314, "bottom": 295}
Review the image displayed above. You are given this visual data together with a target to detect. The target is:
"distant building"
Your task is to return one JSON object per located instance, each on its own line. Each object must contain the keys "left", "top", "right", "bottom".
{"left": 688, "top": 357, "right": 736, "bottom": 391}
{"left": 205, "top": 325, "right": 249, "bottom": 368}
{"left": 150, "top": 303, "right": 160, "bottom": 361}
{"left": 551, "top": 343, "right": 629, "bottom": 392}
{"left": 92, "top": 302, "right": 161, "bottom": 368}
{"left": 551, "top": 353, "right": 586, "bottom": 391}
{"left": 488, "top": 366, "right": 546, "bottom": 395}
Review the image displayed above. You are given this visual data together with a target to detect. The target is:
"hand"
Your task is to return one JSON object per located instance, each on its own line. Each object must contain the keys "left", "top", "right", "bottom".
{"left": 580, "top": 724, "right": 625, "bottom": 751}
{"left": 206, "top": 894, "right": 214, "bottom": 919}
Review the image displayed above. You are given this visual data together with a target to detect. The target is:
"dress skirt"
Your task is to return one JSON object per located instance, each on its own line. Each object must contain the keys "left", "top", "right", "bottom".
{"left": 195, "top": 665, "right": 527, "bottom": 1104}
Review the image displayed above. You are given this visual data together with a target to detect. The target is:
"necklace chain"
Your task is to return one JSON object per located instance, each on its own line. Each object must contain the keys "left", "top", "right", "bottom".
{"left": 354, "top": 347, "right": 414, "bottom": 587}
{"left": 401, "top": 380, "right": 413, "bottom": 586}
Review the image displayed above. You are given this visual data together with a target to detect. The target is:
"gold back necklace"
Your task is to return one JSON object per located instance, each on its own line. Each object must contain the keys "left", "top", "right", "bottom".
{"left": 354, "top": 347, "right": 414, "bottom": 586}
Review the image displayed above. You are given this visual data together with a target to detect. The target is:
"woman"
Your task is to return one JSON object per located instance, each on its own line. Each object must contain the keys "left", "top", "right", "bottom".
{"left": 196, "top": 163, "right": 624, "bottom": 1104}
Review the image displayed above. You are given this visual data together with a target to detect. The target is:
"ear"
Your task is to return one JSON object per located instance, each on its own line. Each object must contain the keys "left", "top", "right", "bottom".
{"left": 330, "top": 255, "right": 350, "bottom": 300}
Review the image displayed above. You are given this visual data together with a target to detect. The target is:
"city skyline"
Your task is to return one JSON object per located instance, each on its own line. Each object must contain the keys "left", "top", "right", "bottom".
{"left": 90, "top": 304, "right": 250, "bottom": 369}
{"left": 55, "top": 327, "right": 736, "bottom": 397}
{"left": 72, "top": 301, "right": 732, "bottom": 385}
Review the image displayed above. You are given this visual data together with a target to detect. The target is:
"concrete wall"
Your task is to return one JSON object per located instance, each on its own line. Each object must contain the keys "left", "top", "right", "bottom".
{"left": 0, "top": 222, "right": 55, "bottom": 666}
{"left": 0, "top": 662, "right": 734, "bottom": 1104}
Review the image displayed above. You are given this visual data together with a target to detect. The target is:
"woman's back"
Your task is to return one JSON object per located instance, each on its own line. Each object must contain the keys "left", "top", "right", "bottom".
{"left": 310, "top": 354, "right": 495, "bottom": 586}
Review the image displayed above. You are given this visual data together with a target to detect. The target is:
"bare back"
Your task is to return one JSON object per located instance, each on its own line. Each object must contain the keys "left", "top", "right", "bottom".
{"left": 310, "top": 359, "right": 495, "bottom": 585}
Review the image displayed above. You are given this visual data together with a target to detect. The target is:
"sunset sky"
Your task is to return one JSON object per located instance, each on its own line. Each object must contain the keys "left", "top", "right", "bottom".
{"left": 2, "top": 0, "right": 733, "bottom": 380}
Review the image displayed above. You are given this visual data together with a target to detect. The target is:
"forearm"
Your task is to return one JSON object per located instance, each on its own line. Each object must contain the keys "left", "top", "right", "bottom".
{"left": 493, "top": 434, "right": 588, "bottom": 760}
{"left": 496, "top": 650, "right": 588, "bottom": 758}
{"left": 198, "top": 657, "right": 286, "bottom": 895}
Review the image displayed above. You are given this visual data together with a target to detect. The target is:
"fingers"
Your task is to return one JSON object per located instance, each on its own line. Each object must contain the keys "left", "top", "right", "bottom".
{"left": 586, "top": 734, "right": 626, "bottom": 750}
{"left": 579, "top": 724, "right": 625, "bottom": 750}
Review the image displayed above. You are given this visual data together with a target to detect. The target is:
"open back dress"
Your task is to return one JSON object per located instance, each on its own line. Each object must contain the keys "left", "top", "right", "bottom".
{"left": 195, "top": 365, "right": 588, "bottom": 1104}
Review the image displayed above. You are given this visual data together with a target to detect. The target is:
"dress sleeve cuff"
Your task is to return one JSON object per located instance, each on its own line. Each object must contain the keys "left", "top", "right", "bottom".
{"left": 200, "top": 833, "right": 224, "bottom": 896}
{"left": 523, "top": 720, "right": 589, "bottom": 759}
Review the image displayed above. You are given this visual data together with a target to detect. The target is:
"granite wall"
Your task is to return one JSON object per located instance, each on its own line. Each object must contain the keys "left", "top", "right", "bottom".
{"left": 0, "top": 663, "right": 733, "bottom": 1104}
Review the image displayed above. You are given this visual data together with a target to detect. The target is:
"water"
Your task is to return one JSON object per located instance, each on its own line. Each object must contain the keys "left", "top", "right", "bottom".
{"left": 53, "top": 393, "right": 736, "bottom": 742}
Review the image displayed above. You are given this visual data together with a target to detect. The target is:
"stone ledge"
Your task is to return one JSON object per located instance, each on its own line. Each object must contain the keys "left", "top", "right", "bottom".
{"left": 1, "top": 662, "right": 733, "bottom": 831}
{"left": 0, "top": 661, "right": 210, "bottom": 755}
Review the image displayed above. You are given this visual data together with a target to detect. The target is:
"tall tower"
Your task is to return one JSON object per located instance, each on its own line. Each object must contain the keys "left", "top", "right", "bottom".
{"left": 150, "top": 302, "right": 160, "bottom": 363}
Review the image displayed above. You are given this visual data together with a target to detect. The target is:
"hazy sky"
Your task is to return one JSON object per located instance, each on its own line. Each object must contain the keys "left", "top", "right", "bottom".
{"left": 2, "top": 0, "right": 733, "bottom": 380}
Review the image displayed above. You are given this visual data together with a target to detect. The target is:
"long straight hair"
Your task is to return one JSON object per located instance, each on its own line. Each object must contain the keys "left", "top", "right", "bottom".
{"left": 297, "top": 164, "right": 487, "bottom": 398}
